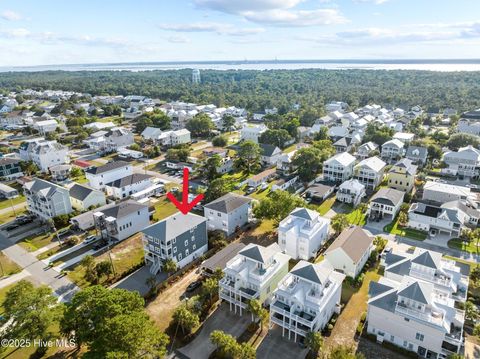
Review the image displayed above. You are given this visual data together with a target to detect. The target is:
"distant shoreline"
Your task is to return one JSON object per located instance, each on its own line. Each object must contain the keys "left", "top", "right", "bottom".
{"left": 1, "top": 59, "right": 480, "bottom": 72}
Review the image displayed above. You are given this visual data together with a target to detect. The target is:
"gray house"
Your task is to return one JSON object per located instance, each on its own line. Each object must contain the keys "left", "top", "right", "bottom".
{"left": 142, "top": 212, "right": 208, "bottom": 274}
{"left": 406, "top": 146, "right": 428, "bottom": 166}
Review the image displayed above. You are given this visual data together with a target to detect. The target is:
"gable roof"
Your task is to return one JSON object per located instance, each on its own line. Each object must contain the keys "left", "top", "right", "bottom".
{"left": 142, "top": 211, "right": 206, "bottom": 240}
{"left": 204, "top": 193, "right": 251, "bottom": 214}
{"left": 259, "top": 143, "right": 280, "bottom": 157}
{"left": 356, "top": 156, "right": 386, "bottom": 173}
{"left": 290, "top": 207, "right": 318, "bottom": 221}
{"left": 69, "top": 183, "right": 96, "bottom": 201}
{"left": 105, "top": 173, "right": 152, "bottom": 188}
{"left": 406, "top": 146, "right": 428, "bottom": 160}
{"left": 100, "top": 200, "right": 147, "bottom": 219}
{"left": 370, "top": 188, "right": 404, "bottom": 207}
{"left": 85, "top": 160, "right": 130, "bottom": 175}
{"left": 326, "top": 152, "right": 356, "bottom": 167}
{"left": 291, "top": 260, "right": 333, "bottom": 285}
{"left": 390, "top": 158, "right": 417, "bottom": 175}
{"left": 325, "top": 226, "right": 373, "bottom": 263}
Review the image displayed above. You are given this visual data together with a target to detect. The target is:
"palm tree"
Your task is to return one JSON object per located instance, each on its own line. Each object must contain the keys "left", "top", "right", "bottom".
{"left": 305, "top": 331, "right": 323, "bottom": 357}
{"left": 247, "top": 299, "right": 269, "bottom": 333}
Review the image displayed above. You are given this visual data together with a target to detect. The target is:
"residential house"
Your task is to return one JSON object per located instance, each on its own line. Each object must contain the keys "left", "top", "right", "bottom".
{"left": 388, "top": 158, "right": 417, "bottom": 193}
{"left": 305, "top": 184, "right": 335, "bottom": 202}
{"left": 324, "top": 226, "right": 374, "bottom": 278}
{"left": 354, "top": 156, "right": 386, "bottom": 192}
{"left": 85, "top": 161, "right": 133, "bottom": 190}
{"left": 368, "top": 187, "right": 404, "bottom": 220}
{"left": 322, "top": 152, "right": 356, "bottom": 184}
{"left": 142, "top": 212, "right": 208, "bottom": 274}
{"left": 141, "top": 127, "right": 163, "bottom": 141}
{"left": 356, "top": 142, "right": 379, "bottom": 160}
{"left": 278, "top": 208, "right": 330, "bottom": 260}
{"left": 0, "top": 183, "right": 18, "bottom": 199}
{"left": 336, "top": 179, "right": 366, "bottom": 207}
{"left": 442, "top": 145, "right": 480, "bottom": 178}
{"left": 24, "top": 178, "right": 72, "bottom": 220}
{"left": 103, "top": 127, "right": 134, "bottom": 152}
{"left": 393, "top": 132, "right": 415, "bottom": 144}
{"left": 157, "top": 129, "right": 191, "bottom": 147}
{"left": 381, "top": 139, "right": 405, "bottom": 162}
{"left": 406, "top": 146, "right": 428, "bottom": 166}
{"left": 69, "top": 183, "right": 106, "bottom": 211}
{"left": 105, "top": 173, "right": 153, "bottom": 199}
{"left": 259, "top": 143, "right": 282, "bottom": 166}
{"left": 19, "top": 139, "right": 69, "bottom": 172}
{"left": 368, "top": 248, "right": 468, "bottom": 358}
{"left": 94, "top": 200, "right": 149, "bottom": 242}
{"left": 240, "top": 124, "right": 268, "bottom": 143}
{"left": 333, "top": 137, "right": 353, "bottom": 153}
{"left": 203, "top": 193, "right": 252, "bottom": 236}
{"left": 422, "top": 181, "right": 474, "bottom": 205}
{"left": 0, "top": 157, "right": 23, "bottom": 180}
{"left": 247, "top": 168, "right": 276, "bottom": 188}
{"left": 271, "top": 175, "right": 298, "bottom": 191}
{"left": 457, "top": 109, "right": 480, "bottom": 135}
{"left": 219, "top": 243, "right": 290, "bottom": 315}
{"left": 407, "top": 201, "right": 480, "bottom": 238}
{"left": 49, "top": 164, "right": 71, "bottom": 182}
{"left": 33, "top": 119, "right": 58, "bottom": 134}
{"left": 270, "top": 260, "right": 345, "bottom": 342}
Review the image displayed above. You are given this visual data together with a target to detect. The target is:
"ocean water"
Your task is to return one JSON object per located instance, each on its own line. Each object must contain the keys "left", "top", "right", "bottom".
{"left": 1, "top": 60, "right": 480, "bottom": 72}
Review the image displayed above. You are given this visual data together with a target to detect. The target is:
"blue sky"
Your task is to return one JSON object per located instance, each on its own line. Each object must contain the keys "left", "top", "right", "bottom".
{"left": 0, "top": 0, "right": 479, "bottom": 66}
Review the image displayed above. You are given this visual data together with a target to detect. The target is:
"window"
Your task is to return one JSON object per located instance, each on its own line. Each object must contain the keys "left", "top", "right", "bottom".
{"left": 193, "top": 244, "right": 196, "bottom": 250}
{"left": 154, "top": 238, "right": 159, "bottom": 244}
{"left": 178, "top": 253, "right": 182, "bottom": 260}
{"left": 403, "top": 341, "right": 408, "bottom": 347}
{"left": 191, "top": 235, "right": 195, "bottom": 241}
{"left": 390, "top": 335, "right": 394, "bottom": 342}
{"left": 173, "top": 248, "right": 177, "bottom": 253}
{"left": 415, "top": 333, "right": 424, "bottom": 342}
{"left": 217, "top": 213, "right": 221, "bottom": 217}
{"left": 186, "top": 249, "right": 189, "bottom": 256}
{"left": 184, "top": 240, "right": 188, "bottom": 247}
{"left": 173, "top": 238, "right": 176, "bottom": 244}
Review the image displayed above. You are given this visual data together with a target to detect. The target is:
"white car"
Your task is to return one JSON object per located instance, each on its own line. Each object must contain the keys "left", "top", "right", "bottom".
{"left": 84, "top": 235, "right": 97, "bottom": 243}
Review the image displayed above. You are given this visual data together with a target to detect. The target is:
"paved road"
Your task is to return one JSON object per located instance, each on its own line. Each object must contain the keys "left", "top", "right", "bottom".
{"left": 0, "top": 202, "right": 26, "bottom": 216}
{"left": 0, "top": 230, "right": 80, "bottom": 302}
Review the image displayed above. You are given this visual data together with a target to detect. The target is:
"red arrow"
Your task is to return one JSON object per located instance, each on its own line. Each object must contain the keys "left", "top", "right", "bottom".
{"left": 166, "top": 167, "right": 204, "bottom": 215}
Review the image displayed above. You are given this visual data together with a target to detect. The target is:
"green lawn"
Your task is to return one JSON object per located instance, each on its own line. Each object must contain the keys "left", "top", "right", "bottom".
{"left": 152, "top": 197, "right": 179, "bottom": 221}
{"left": 249, "top": 184, "right": 273, "bottom": 201}
{"left": 0, "top": 195, "right": 26, "bottom": 210}
{"left": 317, "top": 196, "right": 336, "bottom": 215}
{"left": 0, "top": 252, "right": 21, "bottom": 276}
{"left": 384, "top": 216, "right": 427, "bottom": 241}
{"left": 283, "top": 144, "right": 297, "bottom": 153}
{"left": 346, "top": 208, "right": 366, "bottom": 226}
{"left": 444, "top": 255, "right": 477, "bottom": 270}
{"left": 18, "top": 232, "right": 57, "bottom": 252}
{"left": 447, "top": 238, "right": 480, "bottom": 254}
{"left": 0, "top": 208, "right": 27, "bottom": 225}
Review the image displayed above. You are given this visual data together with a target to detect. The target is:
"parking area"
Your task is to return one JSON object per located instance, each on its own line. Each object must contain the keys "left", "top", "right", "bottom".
{"left": 177, "top": 303, "right": 251, "bottom": 359}
{"left": 256, "top": 326, "right": 307, "bottom": 359}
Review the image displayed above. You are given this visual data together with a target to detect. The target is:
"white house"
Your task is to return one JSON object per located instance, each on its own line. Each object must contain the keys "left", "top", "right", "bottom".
{"left": 85, "top": 161, "right": 133, "bottom": 190}
{"left": 24, "top": 178, "right": 72, "bottom": 220}
{"left": 157, "top": 129, "right": 191, "bottom": 147}
{"left": 240, "top": 124, "right": 267, "bottom": 143}
{"left": 336, "top": 179, "right": 366, "bottom": 208}
{"left": 278, "top": 208, "right": 330, "bottom": 260}
{"left": 94, "top": 200, "right": 150, "bottom": 242}
{"left": 19, "top": 139, "right": 69, "bottom": 172}
{"left": 219, "top": 243, "right": 290, "bottom": 315}
{"left": 457, "top": 109, "right": 480, "bottom": 135}
{"left": 142, "top": 212, "right": 208, "bottom": 274}
{"left": 247, "top": 168, "right": 276, "bottom": 188}
{"left": 104, "top": 173, "right": 153, "bottom": 199}
{"left": 270, "top": 260, "right": 345, "bottom": 342}
{"left": 324, "top": 226, "right": 373, "bottom": 278}
{"left": 69, "top": 183, "right": 106, "bottom": 211}
{"left": 322, "top": 152, "right": 356, "bottom": 184}
{"left": 442, "top": 145, "right": 480, "bottom": 178}
{"left": 103, "top": 127, "right": 135, "bottom": 152}
{"left": 353, "top": 156, "right": 386, "bottom": 192}
{"left": 368, "top": 187, "right": 404, "bottom": 220}
{"left": 259, "top": 143, "right": 282, "bottom": 166}
{"left": 33, "top": 119, "right": 58, "bottom": 134}
{"left": 356, "top": 142, "right": 379, "bottom": 160}
{"left": 406, "top": 146, "right": 428, "bottom": 166}
{"left": 141, "top": 126, "right": 163, "bottom": 141}
{"left": 381, "top": 139, "right": 405, "bottom": 162}
{"left": 368, "top": 248, "right": 468, "bottom": 358}
{"left": 422, "top": 181, "right": 474, "bottom": 205}
{"left": 393, "top": 132, "right": 415, "bottom": 144}
{"left": 203, "top": 193, "right": 252, "bottom": 236}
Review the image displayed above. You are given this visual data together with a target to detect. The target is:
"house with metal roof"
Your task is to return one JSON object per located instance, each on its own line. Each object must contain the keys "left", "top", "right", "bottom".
{"left": 322, "top": 152, "right": 356, "bottom": 184}
{"left": 324, "top": 226, "right": 374, "bottom": 278}
{"left": 259, "top": 143, "right": 282, "bottom": 166}
{"left": 356, "top": 141, "right": 379, "bottom": 160}
{"left": 69, "top": 183, "right": 106, "bottom": 211}
{"left": 270, "top": 260, "right": 345, "bottom": 342}
{"left": 354, "top": 156, "right": 386, "bottom": 192}
{"left": 367, "top": 248, "right": 468, "bottom": 358}
{"left": 85, "top": 160, "right": 133, "bottom": 190}
{"left": 406, "top": 146, "right": 428, "bottom": 166}
{"left": 24, "top": 178, "right": 72, "bottom": 220}
{"left": 336, "top": 178, "right": 366, "bottom": 208}
{"left": 387, "top": 158, "right": 418, "bottom": 193}
{"left": 203, "top": 193, "right": 252, "bottom": 236}
{"left": 442, "top": 145, "right": 480, "bottom": 178}
{"left": 219, "top": 243, "right": 290, "bottom": 315}
{"left": 381, "top": 138, "right": 405, "bottom": 162}
{"left": 278, "top": 207, "right": 330, "bottom": 260}
{"left": 104, "top": 173, "right": 153, "bottom": 200}
{"left": 368, "top": 187, "right": 404, "bottom": 220}
{"left": 142, "top": 212, "right": 207, "bottom": 274}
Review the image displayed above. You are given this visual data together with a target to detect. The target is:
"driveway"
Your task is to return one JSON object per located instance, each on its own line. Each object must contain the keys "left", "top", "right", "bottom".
{"left": 177, "top": 303, "right": 251, "bottom": 359}
{"left": 256, "top": 326, "right": 307, "bottom": 359}
{"left": 112, "top": 265, "right": 167, "bottom": 296}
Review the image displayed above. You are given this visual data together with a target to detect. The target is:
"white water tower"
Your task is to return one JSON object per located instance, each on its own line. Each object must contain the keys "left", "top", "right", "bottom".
{"left": 192, "top": 69, "right": 201, "bottom": 84}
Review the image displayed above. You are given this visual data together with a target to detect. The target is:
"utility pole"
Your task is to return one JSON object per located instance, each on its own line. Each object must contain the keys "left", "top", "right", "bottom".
{"left": 9, "top": 197, "right": 17, "bottom": 218}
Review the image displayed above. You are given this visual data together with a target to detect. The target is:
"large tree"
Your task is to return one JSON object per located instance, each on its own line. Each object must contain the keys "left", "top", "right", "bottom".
{"left": 253, "top": 190, "right": 307, "bottom": 224}
{"left": 197, "top": 154, "right": 222, "bottom": 182}
{"left": 172, "top": 304, "right": 200, "bottom": 334}
{"left": 446, "top": 133, "right": 480, "bottom": 151}
{"left": 259, "top": 129, "right": 293, "bottom": 148}
{"left": 205, "top": 177, "right": 234, "bottom": 202}
{"left": 234, "top": 140, "right": 261, "bottom": 174}
{"left": 135, "top": 110, "right": 171, "bottom": 133}
{"left": 292, "top": 147, "right": 323, "bottom": 182}
{"left": 222, "top": 114, "right": 236, "bottom": 132}
{"left": 186, "top": 113, "right": 215, "bottom": 137}
{"left": 331, "top": 213, "right": 350, "bottom": 235}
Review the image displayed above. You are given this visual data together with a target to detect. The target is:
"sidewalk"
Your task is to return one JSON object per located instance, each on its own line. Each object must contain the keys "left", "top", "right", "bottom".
{"left": 0, "top": 270, "right": 29, "bottom": 289}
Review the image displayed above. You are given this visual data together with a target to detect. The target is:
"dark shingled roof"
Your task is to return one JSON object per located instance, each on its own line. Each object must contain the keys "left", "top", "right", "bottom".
{"left": 106, "top": 173, "right": 152, "bottom": 188}
{"left": 69, "top": 184, "right": 95, "bottom": 201}
{"left": 412, "top": 251, "right": 440, "bottom": 269}
{"left": 259, "top": 143, "right": 280, "bottom": 157}
{"left": 85, "top": 160, "right": 130, "bottom": 175}
{"left": 398, "top": 282, "right": 429, "bottom": 304}
{"left": 204, "top": 193, "right": 251, "bottom": 214}
{"left": 290, "top": 261, "right": 331, "bottom": 285}
{"left": 325, "top": 226, "right": 373, "bottom": 263}
{"left": 100, "top": 200, "right": 147, "bottom": 219}
{"left": 370, "top": 188, "right": 404, "bottom": 207}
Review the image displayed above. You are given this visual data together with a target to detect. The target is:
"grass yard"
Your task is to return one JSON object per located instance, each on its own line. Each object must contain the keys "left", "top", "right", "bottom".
{"left": 447, "top": 238, "right": 480, "bottom": 254}
{"left": 0, "top": 208, "right": 27, "bottom": 225}
{"left": 326, "top": 268, "right": 381, "bottom": 350}
{"left": 0, "top": 195, "right": 26, "bottom": 211}
{"left": 18, "top": 232, "right": 57, "bottom": 252}
{"left": 68, "top": 234, "right": 145, "bottom": 288}
{"left": 152, "top": 197, "right": 179, "bottom": 221}
{"left": 283, "top": 144, "right": 297, "bottom": 153}
{"left": 248, "top": 184, "right": 273, "bottom": 201}
{"left": 0, "top": 252, "right": 21, "bottom": 276}
{"left": 384, "top": 217, "right": 427, "bottom": 241}
{"left": 240, "top": 219, "right": 277, "bottom": 247}
{"left": 317, "top": 196, "right": 336, "bottom": 215}
{"left": 346, "top": 208, "right": 367, "bottom": 226}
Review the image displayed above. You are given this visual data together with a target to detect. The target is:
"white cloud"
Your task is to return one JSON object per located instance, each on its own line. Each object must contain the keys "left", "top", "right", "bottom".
{"left": 1, "top": 10, "right": 23, "bottom": 21}
{"left": 353, "top": 0, "right": 389, "bottom": 4}
{"left": 158, "top": 22, "right": 265, "bottom": 36}
{"left": 243, "top": 8, "right": 347, "bottom": 27}
{"left": 0, "top": 27, "right": 30, "bottom": 38}
{"left": 167, "top": 35, "right": 190, "bottom": 43}
{"left": 194, "top": 0, "right": 303, "bottom": 14}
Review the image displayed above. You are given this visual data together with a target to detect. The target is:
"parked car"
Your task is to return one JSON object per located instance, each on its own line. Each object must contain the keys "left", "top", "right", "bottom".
{"left": 57, "top": 228, "right": 71, "bottom": 237}
{"left": 245, "top": 186, "right": 255, "bottom": 194}
{"left": 84, "top": 235, "right": 97, "bottom": 243}
{"left": 186, "top": 281, "right": 202, "bottom": 293}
